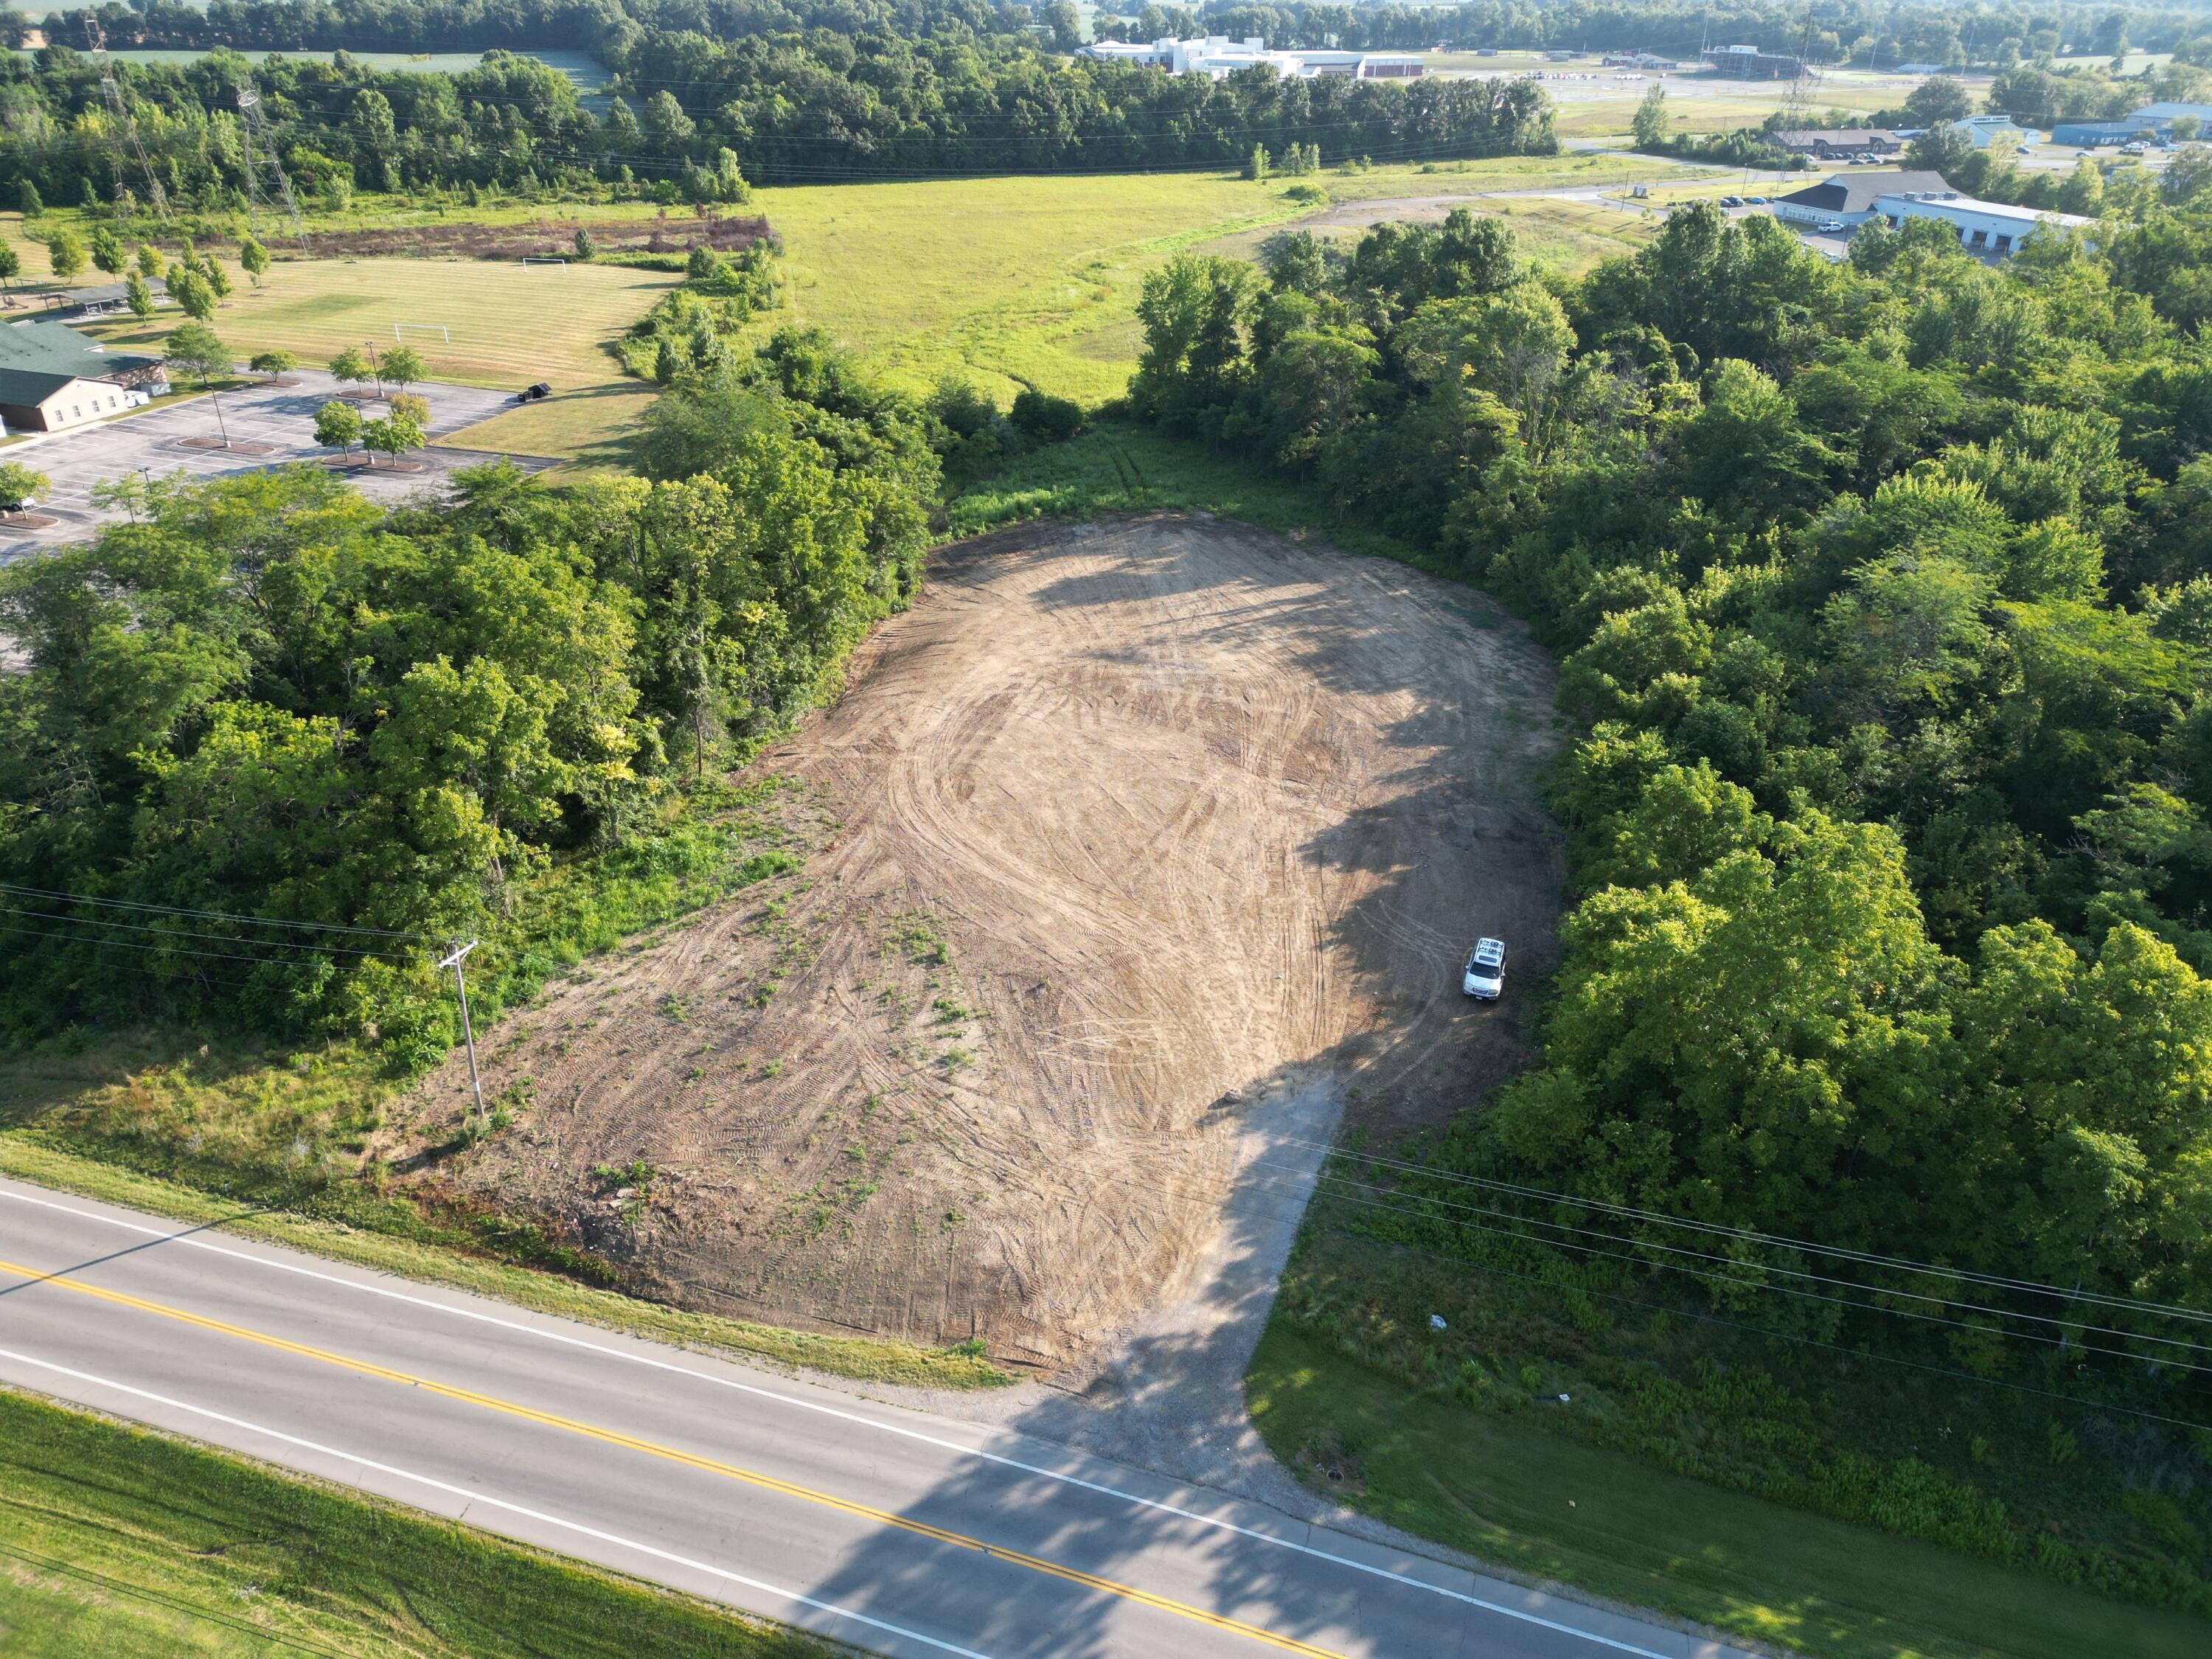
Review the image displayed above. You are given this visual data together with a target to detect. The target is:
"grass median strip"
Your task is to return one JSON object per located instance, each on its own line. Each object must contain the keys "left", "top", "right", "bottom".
{"left": 0, "top": 1385, "right": 835, "bottom": 1658}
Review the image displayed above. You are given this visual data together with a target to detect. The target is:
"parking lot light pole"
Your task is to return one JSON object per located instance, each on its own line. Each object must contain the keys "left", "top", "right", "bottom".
{"left": 210, "top": 390, "right": 230, "bottom": 449}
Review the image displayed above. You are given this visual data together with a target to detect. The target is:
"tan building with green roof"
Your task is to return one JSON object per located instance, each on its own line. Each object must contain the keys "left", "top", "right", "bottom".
{"left": 0, "top": 319, "right": 168, "bottom": 435}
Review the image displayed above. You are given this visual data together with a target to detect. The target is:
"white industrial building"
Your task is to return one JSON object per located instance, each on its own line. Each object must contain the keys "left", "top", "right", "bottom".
{"left": 1874, "top": 189, "right": 2095, "bottom": 255}
{"left": 1082, "top": 35, "right": 1425, "bottom": 80}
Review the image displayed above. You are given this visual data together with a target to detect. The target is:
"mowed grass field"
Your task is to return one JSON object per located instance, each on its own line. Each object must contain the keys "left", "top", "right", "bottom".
{"left": 27, "top": 153, "right": 1686, "bottom": 462}
{"left": 0, "top": 1386, "right": 829, "bottom": 1658}
{"left": 1248, "top": 1327, "right": 2212, "bottom": 1659}
{"left": 746, "top": 154, "right": 1683, "bottom": 403}
{"left": 74, "top": 254, "right": 678, "bottom": 462}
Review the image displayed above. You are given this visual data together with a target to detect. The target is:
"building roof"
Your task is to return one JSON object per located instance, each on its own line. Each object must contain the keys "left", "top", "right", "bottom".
{"left": 1876, "top": 190, "right": 2096, "bottom": 229}
{"left": 1775, "top": 170, "right": 1952, "bottom": 215}
{"left": 0, "top": 318, "right": 161, "bottom": 385}
{"left": 2130, "top": 101, "right": 2212, "bottom": 122}
{"left": 1774, "top": 128, "right": 1901, "bottom": 148}
{"left": 0, "top": 367, "right": 93, "bottom": 408}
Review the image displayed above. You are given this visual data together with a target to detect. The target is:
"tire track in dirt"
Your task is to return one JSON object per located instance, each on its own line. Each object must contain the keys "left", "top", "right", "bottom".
{"left": 396, "top": 515, "right": 1563, "bottom": 1366}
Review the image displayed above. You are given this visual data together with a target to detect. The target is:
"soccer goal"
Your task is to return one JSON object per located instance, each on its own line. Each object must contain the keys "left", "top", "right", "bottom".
{"left": 394, "top": 324, "right": 451, "bottom": 342}
{"left": 519, "top": 257, "right": 568, "bottom": 271}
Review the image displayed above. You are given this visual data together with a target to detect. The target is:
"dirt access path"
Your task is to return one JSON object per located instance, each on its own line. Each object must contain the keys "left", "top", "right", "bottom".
{"left": 399, "top": 515, "right": 1563, "bottom": 1368}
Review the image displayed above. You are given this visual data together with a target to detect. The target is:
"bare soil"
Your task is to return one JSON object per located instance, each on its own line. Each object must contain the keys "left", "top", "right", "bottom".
{"left": 395, "top": 515, "right": 1565, "bottom": 1367}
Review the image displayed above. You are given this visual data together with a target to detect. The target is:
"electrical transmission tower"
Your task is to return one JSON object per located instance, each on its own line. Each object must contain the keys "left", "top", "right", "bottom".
{"left": 236, "top": 88, "right": 311, "bottom": 255}
{"left": 86, "top": 18, "right": 169, "bottom": 223}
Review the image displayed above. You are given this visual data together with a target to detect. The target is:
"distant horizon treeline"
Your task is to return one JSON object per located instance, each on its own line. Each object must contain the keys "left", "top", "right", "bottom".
{"left": 13, "top": 0, "right": 2212, "bottom": 70}
{"left": 0, "top": 25, "right": 1552, "bottom": 209}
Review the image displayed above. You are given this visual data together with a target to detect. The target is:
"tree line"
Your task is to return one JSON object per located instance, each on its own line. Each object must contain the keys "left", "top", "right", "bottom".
{"left": 1127, "top": 168, "right": 2212, "bottom": 1341}
{"left": 0, "top": 330, "right": 940, "bottom": 1067}
{"left": 0, "top": 21, "right": 1549, "bottom": 209}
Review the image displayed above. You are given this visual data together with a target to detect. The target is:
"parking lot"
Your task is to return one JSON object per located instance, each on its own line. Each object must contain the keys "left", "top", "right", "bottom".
{"left": 0, "top": 369, "right": 552, "bottom": 564}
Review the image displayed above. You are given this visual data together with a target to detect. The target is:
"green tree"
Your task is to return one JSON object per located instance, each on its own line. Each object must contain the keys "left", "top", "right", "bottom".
{"left": 135, "top": 243, "right": 160, "bottom": 282}
{"left": 313, "top": 398, "right": 363, "bottom": 459}
{"left": 46, "top": 231, "right": 84, "bottom": 281}
{"left": 125, "top": 271, "right": 153, "bottom": 320}
{"left": 653, "top": 336, "right": 683, "bottom": 385}
{"left": 17, "top": 178, "right": 39, "bottom": 217}
{"left": 328, "top": 345, "right": 375, "bottom": 394}
{"left": 250, "top": 349, "right": 298, "bottom": 382}
{"left": 167, "top": 268, "right": 215, "bottom": 321}
{"left": 362, "top": 408, "right": 425, "bottom": 468}
{"left": 0, "top": 460, "right": 51, "bottom": 509}
{"left": 0, "top": 243, "right": 18, "bottom": 291}
{"left": 380, "top": 345, "right": 426, "bottom": 397}
{"left": 199, "top": 254, "right": 232, "bottom": 302}
{"left": 1904, "top": 77, "right": 1974, "bottom": 124}
{"left": 162, "top": 320, "right": 229, "bottom": 387}
{"left": 88, "top": 226, "right": 125, "bottom": 276}
{"left": 238, "top": 235, "right": 269, "bottom": 286}
{"left": 1632, "top": 83, "right": 1669, "bottom": 149}
{"left": 573, "top": 227, "right": 596, "bottom": 261}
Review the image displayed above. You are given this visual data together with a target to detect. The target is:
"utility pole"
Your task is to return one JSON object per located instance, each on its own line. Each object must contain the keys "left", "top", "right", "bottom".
{"left": 237, "top": 87, "right": 311, "bottom": 255}
{"left": 437, "top": 939, "right": 486, "bottom": 1125}
{"left": 88, "top": 18, "right": 170, "bottom": 223}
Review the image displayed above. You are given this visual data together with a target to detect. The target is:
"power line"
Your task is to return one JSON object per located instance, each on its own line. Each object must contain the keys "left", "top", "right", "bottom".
{"left": 1292, "top": 1172, "right": 2212, "bottom": 1377}
{"left": 0, "top": 902, "right": 422, "bottom": 963}
{"left": 1268, "top": 1158, "right": 2212, "bottom": 1360}
{"left": 1290, "top": 1135, "right": 2212, "bottom": 1326}
{"left": 0, "top": 883, "right": 442, "bottom": 942}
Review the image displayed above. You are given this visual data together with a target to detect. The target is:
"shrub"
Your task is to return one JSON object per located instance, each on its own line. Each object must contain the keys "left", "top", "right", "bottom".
{"left": 1009, "top": 389, "right": 1084, "bottom": 443}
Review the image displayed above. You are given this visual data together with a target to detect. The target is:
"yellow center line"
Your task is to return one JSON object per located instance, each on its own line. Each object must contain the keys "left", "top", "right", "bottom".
{"left": 0, "top": 1256, "right": 1346, "bottom": 1657}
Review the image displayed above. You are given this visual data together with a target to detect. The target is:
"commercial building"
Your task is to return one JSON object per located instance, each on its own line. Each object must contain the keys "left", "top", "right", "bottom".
{"left": 2051, "top": 116, "right": 2166, "bottom": 146}
{"left": 1874, "top": 189, "right": 2096, "bottom": 255}
{"left": 1082, "top": 35, "right": 1424, "bottom": 80}
{"left": 1700, "top": 43, "right": 1806, "bottom": 79}
{"left": 2128, "top": 100, "right": 2212, "bottom": 129}
{"left": 1770, "top": 169, "right": 1952, "bottom": 226}
{"left": 0, "top": 319, "right": 167, "bottom": 435}
{"left": 1770, "top": 128, "right": 1905, "bottom": 157}
{"left": 1949, "top": 114, "right": 2040, "bottom": 147}
{"left": 1601, "top": 52, "right": 1680, "bottom": 69}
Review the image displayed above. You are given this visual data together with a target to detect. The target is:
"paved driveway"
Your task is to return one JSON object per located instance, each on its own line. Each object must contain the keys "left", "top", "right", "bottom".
{"left": 1, "top": 368, "right": 552, "bottom": 565}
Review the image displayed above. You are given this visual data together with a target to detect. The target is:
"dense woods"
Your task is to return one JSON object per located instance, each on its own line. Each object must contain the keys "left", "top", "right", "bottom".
{"left": 0, "top": 26, "right": 1548, "bottom": 204}
{"left": 1130, "top": 172, "right": 2212, "bottom": 1413}
{"left": 0, "top": 332, "right": 938, "bottom": 1060}
{"left": 17, "top": 0, "right": 2212, "bottom": 66}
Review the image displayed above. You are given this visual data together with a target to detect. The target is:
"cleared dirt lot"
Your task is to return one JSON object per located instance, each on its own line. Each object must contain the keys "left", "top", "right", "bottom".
{"left": 398, "top": 515, "right": 1564, "bottom": 1366}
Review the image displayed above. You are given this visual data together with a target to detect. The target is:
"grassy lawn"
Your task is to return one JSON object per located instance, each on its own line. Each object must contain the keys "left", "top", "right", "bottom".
{"left": 0, "top": 1386, "right": 830, "bottom": 1658}
{"left": 1248, "top": 1326, "right": 2212, "bottom": 1659}
{"left": 74, "top": 256, "right": 678, "bottom": 461}
{"left": 946, "top": 419, "right": 1424, "bottom": 560}
{"left": 745, "top": 155, "right": 1684, "bottom": 405}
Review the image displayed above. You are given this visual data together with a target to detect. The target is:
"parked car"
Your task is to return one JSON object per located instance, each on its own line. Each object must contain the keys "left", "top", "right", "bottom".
{"left": 1462, "top": 937, "right": 1506, "bottom": 1001}
{"left": 1745, "top": 195, "right": 1767, "bottom": 204}
{"left": 1816, "top": 219, "right": 1847, "bottom": 232}
{"left": 1719, "top": 194, "right": 1744, "bottom": 206}
{"left": 1, "top": 494, "right": 37, "bottom": 513}
{"left": 2121, "top": 141, "right": 2148, "bottom": 156}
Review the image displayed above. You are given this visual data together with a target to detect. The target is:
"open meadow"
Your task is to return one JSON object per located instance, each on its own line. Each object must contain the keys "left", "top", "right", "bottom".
{"left": 72, "top": 254, "right": 678, "bottom": 462}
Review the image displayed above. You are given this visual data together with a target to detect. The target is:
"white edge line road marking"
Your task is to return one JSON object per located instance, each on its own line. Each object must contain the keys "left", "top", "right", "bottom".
{"left": 0, "top": 1180, "right": 1678, "bottom": 1659}
{"left": 0, "top": 1342, "right": 997, "bottom": 1659}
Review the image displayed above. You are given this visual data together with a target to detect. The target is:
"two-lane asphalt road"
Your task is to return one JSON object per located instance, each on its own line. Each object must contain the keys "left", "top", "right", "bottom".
{"left": 0, "top": 1176, "right": 1754, "bottom": 1658}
